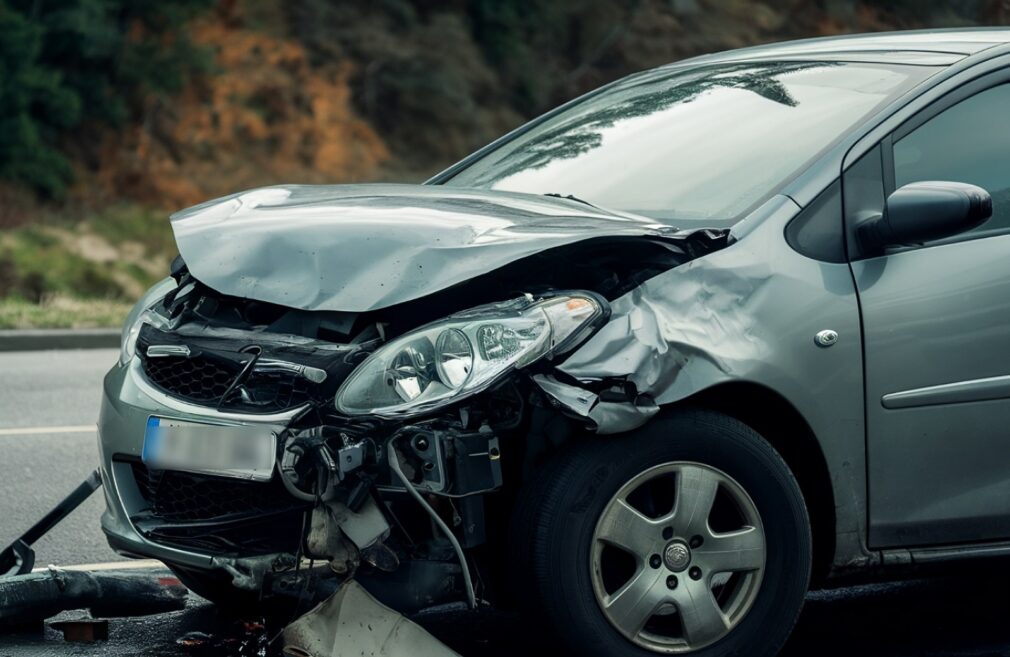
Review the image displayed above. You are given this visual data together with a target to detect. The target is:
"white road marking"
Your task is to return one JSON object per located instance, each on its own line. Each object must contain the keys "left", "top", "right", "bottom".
{"left": 30, "top": 556, "right": 322, "bottom": 574}
{"left": 33, "top": 559, "right": 164, "bottom": 573}
{"left": 0, "top": 425, "right": 95, "bottom": 437}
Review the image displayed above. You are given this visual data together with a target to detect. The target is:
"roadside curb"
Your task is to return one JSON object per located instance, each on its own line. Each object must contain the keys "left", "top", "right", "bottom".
{"left": 0, "top": 329, "right": 119, "bottom": 352}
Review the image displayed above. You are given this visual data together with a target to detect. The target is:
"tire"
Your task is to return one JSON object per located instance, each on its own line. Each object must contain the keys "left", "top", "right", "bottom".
{"left": 510, "top": 408, "right": 811, "bottom": 657}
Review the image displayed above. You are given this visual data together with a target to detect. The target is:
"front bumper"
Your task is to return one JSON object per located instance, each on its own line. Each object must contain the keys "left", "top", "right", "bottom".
{"left": 97, "top": 359, "right": 305, "bottom": 570}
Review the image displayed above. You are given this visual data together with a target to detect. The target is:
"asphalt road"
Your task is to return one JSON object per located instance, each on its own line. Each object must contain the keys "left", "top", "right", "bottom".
{"left": 2, "top": 348, "right": 1010, "bottom": 656}
{"left": 0, "top": 349, "right": 123, "bottom": 567}
{"left": 3, "top": 574, "right": 1010, "bottom": 657}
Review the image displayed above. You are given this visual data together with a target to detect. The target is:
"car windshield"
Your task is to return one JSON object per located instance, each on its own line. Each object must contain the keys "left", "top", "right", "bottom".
{"left": 442, "top": 60, "right": 934, "bottom": 226}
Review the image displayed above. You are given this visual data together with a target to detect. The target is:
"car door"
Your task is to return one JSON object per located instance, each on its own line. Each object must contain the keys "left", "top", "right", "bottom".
{"left": 848, "top": 79, "right": 1010, "bottom": 549}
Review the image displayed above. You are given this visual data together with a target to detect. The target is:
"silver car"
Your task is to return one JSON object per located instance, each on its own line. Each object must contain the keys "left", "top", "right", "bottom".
{"left": 99, "top": 28, "right": 1010, "bottom": 656}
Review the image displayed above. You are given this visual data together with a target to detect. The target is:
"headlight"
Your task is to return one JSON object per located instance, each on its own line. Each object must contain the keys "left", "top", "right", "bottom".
{"left": 119, "top": 277, "right": 177, "bottom": 365}
{"left": 335, "top": 293, "right": 607, "bottom": 416}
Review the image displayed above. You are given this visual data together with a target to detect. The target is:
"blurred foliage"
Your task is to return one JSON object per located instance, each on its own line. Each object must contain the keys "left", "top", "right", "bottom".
{"left": 284, "top": 0, "right": 1010, "bottom": 171}
{"left": 0, "top": 203, "right": 171, "bottom": 303}
{"left": 0, "top": 0, "right": 213, "bottom": 197}
{"left": 1, "top": 0, "right": 1009, "bottom": 327}
{"left": 0, "top": 296, "right": 131, "bottom": 328}
{"left": 0, "top": 226, "right": 124, "bottom": 300}
{"left": 0, "top": 7, "right": 79, "bottom": 198}
{"left": 85, "top": 203, "right": 177, "bottom": 258}
{"left": 286, "top": 0, "right": 516, "bottom": 171}
{"left": 3, "top": 0, "right": 1008, "bottom": 198}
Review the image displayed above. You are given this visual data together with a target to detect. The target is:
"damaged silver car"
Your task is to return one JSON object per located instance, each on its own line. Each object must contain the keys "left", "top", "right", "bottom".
{"left": 99, "top": 29, "right": 1010, "bottom": 656}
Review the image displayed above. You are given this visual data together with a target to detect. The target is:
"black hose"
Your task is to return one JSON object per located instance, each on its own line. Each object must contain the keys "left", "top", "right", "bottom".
{"left": 0, "top": 569, "right": 187, "bottom": 625}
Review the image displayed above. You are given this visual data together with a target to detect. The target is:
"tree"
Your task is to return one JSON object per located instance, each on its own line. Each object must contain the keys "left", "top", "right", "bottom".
{"left": 0, "top": 4, "right": 79, "bottom": 197}
{"left": 0, "top": 0, "right": 213, "bottom": 197}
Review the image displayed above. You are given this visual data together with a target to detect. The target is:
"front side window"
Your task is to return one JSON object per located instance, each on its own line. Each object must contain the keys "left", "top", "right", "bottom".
{"left": 444, "top": 61, "right": 932, "bottom": 226}
{"left": 894, "top": 83, "right": 1010, "bottom": 235}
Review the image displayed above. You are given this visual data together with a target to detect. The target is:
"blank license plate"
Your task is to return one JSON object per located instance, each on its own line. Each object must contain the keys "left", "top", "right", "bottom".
{"left": 142, "top": 416, "right": 276, "bottom": 482}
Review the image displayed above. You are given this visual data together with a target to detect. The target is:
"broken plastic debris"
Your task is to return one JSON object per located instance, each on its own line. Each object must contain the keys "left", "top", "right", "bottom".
{"left": 532, "top": 374, "right": 659, "bottom": 434}
{"left": 50, "top": 619, "right": 109, "bottom": 643}
{"left": 175, "top": 620, "right": 269, "bottom": 656}
{"left": 177, "top": 630, "right": 214, "bottom": 646}
{"left": 282, "top": 580, "right": 460, "bottom": 657}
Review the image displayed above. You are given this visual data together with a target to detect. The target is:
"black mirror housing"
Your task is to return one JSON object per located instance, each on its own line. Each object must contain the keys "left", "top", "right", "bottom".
{"left": 859, "top": 181, "right": 992, "bottom": 251}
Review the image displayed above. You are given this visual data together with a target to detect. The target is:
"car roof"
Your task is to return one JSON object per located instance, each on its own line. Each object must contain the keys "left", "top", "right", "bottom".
{"left": 695, "top": 28, "right": 1010, "bottom": 67}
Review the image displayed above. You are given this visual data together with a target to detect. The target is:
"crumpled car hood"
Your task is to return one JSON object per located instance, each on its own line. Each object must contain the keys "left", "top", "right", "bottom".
{"left": 170, "top": 184, "right": 693, "bottom": 312}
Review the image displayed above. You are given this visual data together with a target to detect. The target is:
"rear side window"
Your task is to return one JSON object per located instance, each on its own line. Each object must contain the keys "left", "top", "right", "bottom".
{"left": 894, "top": 84, "right": 1010, "bottom": 234}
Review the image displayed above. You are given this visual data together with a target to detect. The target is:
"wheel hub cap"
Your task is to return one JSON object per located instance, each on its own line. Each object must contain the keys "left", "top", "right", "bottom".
{"left": 590, "top": 461, "right": 767, "bottom": 654}
{"left": 663, "top": 541, "right": 691, "bottom": 572}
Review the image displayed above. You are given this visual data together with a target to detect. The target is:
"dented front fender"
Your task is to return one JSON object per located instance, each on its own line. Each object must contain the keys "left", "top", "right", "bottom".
{"left": 546, "top": 195, "right": 870, "bottom": 573}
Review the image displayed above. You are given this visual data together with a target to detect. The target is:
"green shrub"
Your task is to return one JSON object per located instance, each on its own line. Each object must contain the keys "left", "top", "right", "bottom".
{"left": 87, "top": 204, "right": 177, "bottom": 257}
{"left": 0, "top": 296, "right": 131, "bottom": 329}
{"left": 1, "top": 227, "right": 122, "bottom": 301}
{"left": 0, "top": 0, "right": 213, "bottom": 197}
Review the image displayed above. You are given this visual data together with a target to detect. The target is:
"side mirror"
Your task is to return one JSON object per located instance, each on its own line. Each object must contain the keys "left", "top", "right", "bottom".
{"left": 858, "top": 181, "right": 992, "bottom": 251}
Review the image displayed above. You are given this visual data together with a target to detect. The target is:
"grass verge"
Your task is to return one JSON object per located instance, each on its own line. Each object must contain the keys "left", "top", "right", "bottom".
{"left": 0, "top": 202, "right": 173, "bottom": 328}
{"left": 0, "top": 296, "right": 131, "bottom": 329}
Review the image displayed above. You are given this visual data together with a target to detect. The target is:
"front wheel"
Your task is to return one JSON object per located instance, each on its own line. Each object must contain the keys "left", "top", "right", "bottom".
{"left": 512, "top": 409, "right": 811, "bottom": 657}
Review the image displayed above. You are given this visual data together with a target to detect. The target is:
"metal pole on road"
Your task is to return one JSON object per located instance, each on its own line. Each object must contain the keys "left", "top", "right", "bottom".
{"left": 1, "top": 471, "right": 103, "bottom": 577}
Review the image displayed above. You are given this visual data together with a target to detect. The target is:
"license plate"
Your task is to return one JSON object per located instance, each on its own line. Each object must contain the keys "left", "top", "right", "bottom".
{"left": 142, "top": 416, "right": 277, "bottom": 482}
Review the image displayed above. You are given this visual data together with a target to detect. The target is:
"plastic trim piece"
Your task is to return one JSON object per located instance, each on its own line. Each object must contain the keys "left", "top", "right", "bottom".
{"left": 881, "top": 374, "right": 1010, "bottom": 409}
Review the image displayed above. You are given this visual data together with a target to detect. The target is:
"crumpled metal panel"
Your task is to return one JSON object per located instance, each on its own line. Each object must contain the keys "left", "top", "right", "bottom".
{"left": 537, "top": 198, "right": 793, "bottom": 434}
{"left": 554, "top": 195, "right": 870, "bottom": 572}
{"left": 170, "top": 184, "right": 710, "bottom": 313}
{"left": 557, "top": 251, "right": 772, "bottom": 404}
{"left": 559, "top": 195, "right": 799, "bottom": 402}
{"left": 282, "top": 579, "right": 459, "bottom": 657}
{"left": 533, "top": 374, "right": 659, "bottom": 435}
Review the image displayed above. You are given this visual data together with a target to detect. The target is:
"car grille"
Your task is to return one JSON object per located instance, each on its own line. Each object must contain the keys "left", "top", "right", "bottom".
{"left": 141, "top": 353, "right": 313, "bottom": 412}
{"left": 135, "top": 323, "right": 366, "bottom": 414}
{"left": 127, "top": 461, "right": 308, "bottom": 554}
{"left": 142, "top": 354, "right": 235, "bottom": 403}
{"left": 130, "top": 461, "right": 302, "bottom": 522}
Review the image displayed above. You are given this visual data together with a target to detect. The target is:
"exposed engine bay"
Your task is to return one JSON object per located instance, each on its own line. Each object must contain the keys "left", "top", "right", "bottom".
{"left": 110, "top": 185, "right": 732, "bottom": 614}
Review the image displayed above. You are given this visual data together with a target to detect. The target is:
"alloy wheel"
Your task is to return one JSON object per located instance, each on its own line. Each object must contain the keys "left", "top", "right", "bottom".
{"left": 590, "top": 462, "right": 766, "bottom": 653}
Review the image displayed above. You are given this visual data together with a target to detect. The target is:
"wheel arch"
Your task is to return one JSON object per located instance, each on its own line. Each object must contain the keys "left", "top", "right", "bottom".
{"left": 668, "top": 381, "right": 836, "bottom": 584}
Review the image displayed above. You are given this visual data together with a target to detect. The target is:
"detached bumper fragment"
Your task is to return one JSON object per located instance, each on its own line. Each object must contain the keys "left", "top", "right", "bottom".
{"left": 283, "top": 580, "right": 459, "bottom": 657}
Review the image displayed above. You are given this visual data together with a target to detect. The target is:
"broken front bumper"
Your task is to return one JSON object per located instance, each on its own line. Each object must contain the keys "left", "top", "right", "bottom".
{"left": 97, "top": 359, "right": 307, "bottom": 570}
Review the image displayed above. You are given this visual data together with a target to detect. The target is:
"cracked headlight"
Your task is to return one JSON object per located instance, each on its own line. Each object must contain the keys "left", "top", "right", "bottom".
{"left": 335, "top": 293, "right": 606, "bottom": 416}
{"left": 119, "top": 277, "right": 177, "bottom": 365}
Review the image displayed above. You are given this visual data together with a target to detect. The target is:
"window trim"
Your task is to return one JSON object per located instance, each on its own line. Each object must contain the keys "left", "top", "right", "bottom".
{"left": 891, "top": 72, "right": 1010, "bottom": 143}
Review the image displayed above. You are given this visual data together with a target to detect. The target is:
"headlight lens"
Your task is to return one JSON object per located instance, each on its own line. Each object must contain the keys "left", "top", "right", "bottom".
{"left": 435, "top": 328, "right": 473, "bottom": 389}
{"left": 119, "top": 277, "right": 177, "bottom": 365}
{"left": 335, "top": 293, "right": 605, "bottom": 416}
